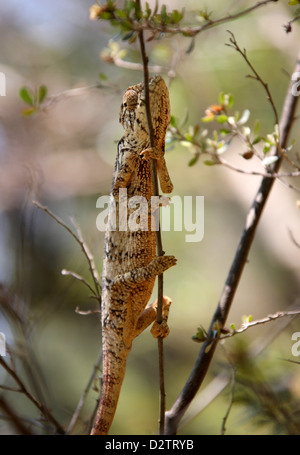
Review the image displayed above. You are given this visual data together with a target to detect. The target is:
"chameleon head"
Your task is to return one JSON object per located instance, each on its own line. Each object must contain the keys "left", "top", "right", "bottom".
{"left": 119, "top": 75, "right": 170, "bottom": 135}
{"left": 122, "top": 89, "right": 139, "bottom": 111}
{"left": 119, "top": 85, "right": 141, "bottom": 131}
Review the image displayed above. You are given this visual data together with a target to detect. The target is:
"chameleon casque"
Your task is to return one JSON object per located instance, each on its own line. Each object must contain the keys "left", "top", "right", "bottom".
{"left": 91, "top": 75, "right": 177, "bottom": 435}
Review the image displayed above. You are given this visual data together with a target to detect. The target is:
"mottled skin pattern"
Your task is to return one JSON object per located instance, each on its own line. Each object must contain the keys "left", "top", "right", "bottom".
{"left": 91, "top": 76, "right": 176, "bottom": 435}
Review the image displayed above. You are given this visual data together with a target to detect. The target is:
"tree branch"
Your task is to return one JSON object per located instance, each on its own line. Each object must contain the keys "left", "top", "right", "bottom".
{"left": 136, "top": 0, "right": 167, "bottom": 435}
{"left": 103, "top": 0, "right": 278, "bottom": 39}
{"left": 164, "top": 46, "right": 300, "bottom": 435}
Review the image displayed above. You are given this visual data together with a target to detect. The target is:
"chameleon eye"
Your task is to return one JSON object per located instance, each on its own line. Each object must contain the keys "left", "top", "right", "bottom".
{"left": 123, "top": 89, "right": 138, "bottom": 111}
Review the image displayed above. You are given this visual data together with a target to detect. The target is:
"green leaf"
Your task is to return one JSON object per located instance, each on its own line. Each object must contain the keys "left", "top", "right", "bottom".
{"left": 204, "top": 160, "right": 217, "bottom": 166}
{"left": 170, "top": 115, "right": 177, "bottom": 127}
{"left": 289, "top": 0, "right": 300, "bottom": 5}
{"left": 188, "top": 155, "right": 199, "bottom": 167}
{"left": 19, "top": 87, "right": 33, "bottom": 105}
{"left": 125, "top": 0, "right": 135, "bottom": 13}
{"left": 170, "top": 9, "right": 183, "bottom": 24}
{"left": 220, "top": 128, "right": 231, "bottom": 135}
{"left": 160, "top": 4, "right": 167, "bottom": 22}
{"left": 217, "top": 114, "right": 228, "bottom": 124}
{"left": 21, "top": 106, "right": 37, "bottom": 116}
{"left": 186, "top": 37, "right": 195, "bottom": 55}
{"left": 220, "top": 92, "right": 234, "bottom": 108}
{"left": 184, "top": 132, "right": 193, "bottom": 141}
{"left": 229, "top": 94, "right": 235, "bottom": 107}
{"left": 252, "top": 136, "right": 261, "bottom": 145}
{"left": 122, "top": 30, "right": 135, "bottom": 41}
{"left": 145, "top": 2, "right": 152, "bottom": 18}
{"left": 153, "top": 0, "right": 159, "bottom": 15}
{"left": 192, "top": 325, "right": 208, "bottom": 342}
{"left": 120, "top": 20, "right": 134, "bottom": 31}
{"left": 99, "top": 11, "right": 114, "bottom": 20}
{"left": 115, "top": 9, "right": 128, "bottom": 19}
{"left": 242, "top": 314, "right": 253, "bottom": 324}
{"left": 202, "top": 115, "right": 215, "bottom": 123}
{"left": 38, "top": 85, "right": 47, "bottom": 104}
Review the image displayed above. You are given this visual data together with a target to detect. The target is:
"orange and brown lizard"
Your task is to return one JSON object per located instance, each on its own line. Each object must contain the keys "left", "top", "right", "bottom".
{"left": 91, "top": 75, "right": 176, "bottom": 435}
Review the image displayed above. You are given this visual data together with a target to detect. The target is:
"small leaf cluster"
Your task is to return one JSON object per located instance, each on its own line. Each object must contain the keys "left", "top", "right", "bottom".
{"left": 192, "top": 314, "right": 254, "bottom": 343}
{"left": 89, "top": 1, "right": 184, "bottom": 41}
{"left": 19, "top": 85, "right": 48, "bottom": 116}
{"left": 168, "top": 92, "right": 286, "bottom": 169}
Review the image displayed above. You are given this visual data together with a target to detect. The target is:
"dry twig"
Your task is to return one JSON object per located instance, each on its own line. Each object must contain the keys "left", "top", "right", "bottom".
{"left": 136, "top": 0, "right": 168, "bottom": 435}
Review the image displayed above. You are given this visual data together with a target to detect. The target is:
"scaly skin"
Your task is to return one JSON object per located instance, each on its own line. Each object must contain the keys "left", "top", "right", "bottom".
{"left": 91, "top": 75, "right": 176, "bottom": 435}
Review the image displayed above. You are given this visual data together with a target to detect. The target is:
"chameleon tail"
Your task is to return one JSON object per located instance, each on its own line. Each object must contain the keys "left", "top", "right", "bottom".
{"left": 90, "top": 351, "right": 128, "bottom": 435}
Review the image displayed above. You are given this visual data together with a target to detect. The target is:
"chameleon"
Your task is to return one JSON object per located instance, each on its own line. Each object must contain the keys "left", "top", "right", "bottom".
{"left": 91, "top": 75, "right": 176, "bottom": 435}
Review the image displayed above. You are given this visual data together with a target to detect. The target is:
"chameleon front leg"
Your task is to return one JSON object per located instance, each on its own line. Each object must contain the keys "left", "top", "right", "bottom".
{"left": 112, "top": 255, "right": 177, "bottom": 288}
{"left": 140, "top": 147, "right": 173, "bottom": 194}
{"left": 112, "top": 150, "right": 138, "bottom": 197}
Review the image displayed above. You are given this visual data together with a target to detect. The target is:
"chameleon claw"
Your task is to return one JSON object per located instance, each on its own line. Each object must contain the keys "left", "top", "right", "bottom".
{"left": 140, "top": 148, "right": 152, "bottom": 160}
{"left": 151, "top": 321, "right": 170, "bottom": 339}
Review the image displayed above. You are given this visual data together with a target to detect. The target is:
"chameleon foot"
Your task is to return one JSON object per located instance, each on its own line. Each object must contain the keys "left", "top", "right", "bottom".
{"left": 151, "top": 320, "right": 170, "bottom": 338}
{"left": 150, "top": 296, "right": 172, "bottom": 339}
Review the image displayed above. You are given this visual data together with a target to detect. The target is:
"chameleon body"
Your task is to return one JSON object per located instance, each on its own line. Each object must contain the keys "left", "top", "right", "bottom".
{"left": 91, "top": 75, "right": 176, "bottom": 435}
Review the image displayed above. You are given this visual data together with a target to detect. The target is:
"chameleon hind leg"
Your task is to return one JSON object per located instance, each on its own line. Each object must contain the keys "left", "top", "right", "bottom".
{"left": 135, "top": 296, "right": 172, "bottom": 339}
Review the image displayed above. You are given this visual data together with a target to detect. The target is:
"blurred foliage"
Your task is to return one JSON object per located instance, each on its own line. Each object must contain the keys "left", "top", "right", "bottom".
{"left": 1, "top": 0, "right": 300, "bottom": 436}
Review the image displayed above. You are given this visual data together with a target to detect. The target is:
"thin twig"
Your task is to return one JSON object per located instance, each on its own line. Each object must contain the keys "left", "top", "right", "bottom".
{"left": 70, "top": 216, "right": 101, "bottom": 296}
{"left": 165, "top": 44, "right": 300, "bottom": 435}
{"left": 226, "top": 31, "right": 279, "bottom": 126}
{"left": 193, "top": 310, "right": 300, "bottom": 343}
{"left": 220, "top": 354, "right": 236, "bottom": 435}
{"left": 102, "top": 49, "right": 168, "bottom": 74}
{"left": 66, "top": 349, "right": 102, "bottom": 434}
{"left": 0, "top": 356, "right": 65, "bottom": 434}
{"left": 40, "top": 85, "right": 102, "bottom": 110}
{"left": 0, "top": 397, "right": 32, "bottom": 435}
{"left": 288, "top": 227, "right": 300, "bottom": 249}
{"left": 61, "top": 269, "right": 97, "bottom": 296}
{"left": 136, "top": 0, "right": 166, "bottom": 435}
{"left": 75, "top": 307, "right": 101, "bottom": 316}
{"left": 283, "top": 14, "right": 300, "bottom": 34}
{"left": 33, "top": 201, "right": 101, "bottom": 300}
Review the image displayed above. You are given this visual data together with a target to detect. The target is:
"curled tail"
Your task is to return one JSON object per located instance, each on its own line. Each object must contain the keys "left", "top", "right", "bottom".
{"left": 90, "top": 351, "right": 127, "bottom": 435}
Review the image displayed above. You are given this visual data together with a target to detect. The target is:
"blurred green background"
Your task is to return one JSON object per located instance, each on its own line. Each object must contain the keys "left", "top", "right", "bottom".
{"left": 0, "top": 0, "right": 300, "bottom": 435}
